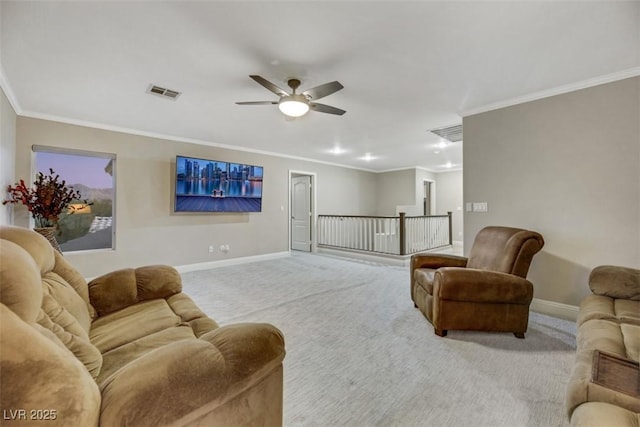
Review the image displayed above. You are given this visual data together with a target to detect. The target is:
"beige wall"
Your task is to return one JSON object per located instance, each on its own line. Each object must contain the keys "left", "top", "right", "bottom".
{"left": 15, "top": 117, "right": 378, "bottom": 277}
{"left": 11, "top": 117, "right": 467, "bottom": 277}
{"left": 374, "top": 168, "right": 446, "bottom": 217}
{"left": 0, "top": 87, "right": 16, "bottom": 225}
{"left": 415, "top": 168, "right": 437, "bottom": 216}
{"left": 435, "top": 170, "right": 463, "bottom": 243}
{"left": 375, "top": 169, "right": 417, "bottom": 216}
{"left": 463, "top": 77, "right": 640, "bottom": 308}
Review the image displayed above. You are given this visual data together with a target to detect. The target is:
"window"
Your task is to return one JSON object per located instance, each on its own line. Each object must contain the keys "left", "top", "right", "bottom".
{"left": 33, "top": 145, "right": 115, "bottom": 252}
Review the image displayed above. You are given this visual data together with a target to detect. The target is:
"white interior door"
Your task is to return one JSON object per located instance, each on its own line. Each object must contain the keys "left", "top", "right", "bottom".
{"left": 291, "top": 175, "right": 311, "bottom": 252}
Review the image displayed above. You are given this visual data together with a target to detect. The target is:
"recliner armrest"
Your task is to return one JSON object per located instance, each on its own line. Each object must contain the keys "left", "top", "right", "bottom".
{"left": 410, "top": 253, "right": 468, "bottom": 271}
{"left": 88, "top": 265, "right": 182, "bottom": 316}
{"left": 433, "top": 267, "right": 533, "bottom": 304}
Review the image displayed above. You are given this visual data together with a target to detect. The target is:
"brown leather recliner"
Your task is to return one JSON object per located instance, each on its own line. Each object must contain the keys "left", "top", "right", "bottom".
{"left": 411, "top": 226, "right": 544, "bottom": 338}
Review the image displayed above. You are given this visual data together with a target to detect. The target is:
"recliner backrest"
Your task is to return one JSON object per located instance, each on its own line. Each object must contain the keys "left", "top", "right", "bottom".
{"left": 467, "top": 226, "right": 544, "bottom": 278}
{"left": 0, "top": 226, "right": 103, "bottom": 379}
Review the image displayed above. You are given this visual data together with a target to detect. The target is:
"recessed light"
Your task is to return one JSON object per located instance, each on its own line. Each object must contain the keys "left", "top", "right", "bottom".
{"left": 445, "top": 162, "right": 453, "bottom": 168}
{"left": 433, "top": 150, "right": 441, "bottom": 154}
{"left": 360, "top": 153, "right": 375, "bottom": 162}
{"left": 330, "top": 147, "right": 345, "bottom": 155}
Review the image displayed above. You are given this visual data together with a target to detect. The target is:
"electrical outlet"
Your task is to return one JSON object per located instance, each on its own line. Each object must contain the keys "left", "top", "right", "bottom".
{"left": 208, "top": 245, "right": 214, "bottom": 253}
{"left": 220, "top": 244, "right": 230, "bottom": 253}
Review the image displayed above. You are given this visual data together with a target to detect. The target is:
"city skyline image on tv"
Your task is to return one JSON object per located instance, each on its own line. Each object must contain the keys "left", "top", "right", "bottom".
{"left": 174, "top": 155, "right": 263, "bottom": 213}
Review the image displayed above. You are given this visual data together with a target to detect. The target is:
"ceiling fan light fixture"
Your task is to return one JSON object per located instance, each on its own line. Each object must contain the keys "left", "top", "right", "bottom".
{"left": 278, "top": 95, "right": 310, "bottom": 117}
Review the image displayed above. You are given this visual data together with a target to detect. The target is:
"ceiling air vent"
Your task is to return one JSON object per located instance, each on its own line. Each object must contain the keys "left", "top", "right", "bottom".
{"left": 147, "top": 84, "right": 181, "bottom": 100}
{"left": 429, "top": 124, "right": 463, "bottom": 142}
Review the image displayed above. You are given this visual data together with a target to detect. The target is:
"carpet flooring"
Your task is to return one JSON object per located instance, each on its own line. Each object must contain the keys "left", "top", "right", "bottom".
{"left": 181, "top": 252, "right": 577, "bottom": 427}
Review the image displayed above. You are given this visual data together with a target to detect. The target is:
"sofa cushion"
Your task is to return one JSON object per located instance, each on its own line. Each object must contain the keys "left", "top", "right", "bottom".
{"left": 98, "top": 323, "right": 285, "bottom": 427}
{"left": 577, "top": 294, "right": 640, "bottom": 327}
{"left": 616, "top": 300, "right": 640, "bottom": 327}
{"left": 1, "top": 227, "right": 94, "bottom": 332}
{"left": 43, "top": 271, "right": 92, "bottom": 334}
{"left": 577, "top": 295, "right": 614, "bottom": 326}
{"left": 590, "top": 265, "right": 640, "bottom": 301}
{"left": 88, "top": 265, "right": 182, "bottom": 316}
{"left": 566, "top": 319, "right": 640, "bottom": 417}
{"left": 51, "top": 249, "right": 97, "bottom": 319}
{"left": 0, "top": 240, "right": 42, "bottom": 323}
{"left": 36, "top": 306, "right": 103, "bottom": 379}
{"left": 621, "top": 323, "right": 640, "bottom": 363}
{"left": 571, "top": 402, "right": 640, "bottom": 427}
{"left": 97, "top": 325, "right": 196, "bottom": 386}
{"left": 90, "top": 299, "right": 183, "bottom": 353}
{"left": 578, "top": 319, "right": 627, "bottom": 357}
{"left": 166, "top": 293, "right": 219, "bottom": 337}
{"left": 1, "top": 304, "right": 101, "bottom": 426}
{"left": 94, "top": 294, "right": 220, "bottom": 385}
{"left": 0, "top": 225, "right": 55, "bottom": 275}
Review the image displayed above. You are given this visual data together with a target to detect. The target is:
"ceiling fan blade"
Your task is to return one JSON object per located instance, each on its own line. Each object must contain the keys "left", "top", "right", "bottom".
{"left": 249, "top": 75, "right": 289, "bottom": 97}
{"left": 236, "top": 101, "right": 278, "bottom": 105}
{"left": 302, "top": 81, "right": 344, "bottom": 101}
{"left": 310, "top": 102, "right": 346, "bottom": 116}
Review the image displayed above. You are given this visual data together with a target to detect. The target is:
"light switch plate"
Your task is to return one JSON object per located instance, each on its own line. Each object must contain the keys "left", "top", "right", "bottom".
{"left": 473, "top": 202, "right": 488, "bottom": 212}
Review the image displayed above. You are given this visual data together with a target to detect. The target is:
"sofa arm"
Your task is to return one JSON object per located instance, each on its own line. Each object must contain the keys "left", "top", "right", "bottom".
{"left": 99, "top": 323, "right": 285, "bottom": 427}
{"left": 88, "top": 265, "right": 182, "bottom": 316}
{"left": 411, "top": 253, "right": 468, "bottom": 271}
{"left": 590, "top": 265, "right": 640, "bottom": 301}
{"left": 571, "top": 402, "right": 640, "bottom": 427}
{"left": 433, "top": 267, "right": 533, "bottom": 304}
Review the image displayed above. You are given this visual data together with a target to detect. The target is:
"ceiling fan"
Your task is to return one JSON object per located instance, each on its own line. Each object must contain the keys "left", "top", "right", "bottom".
{"left": 236, "top": 75, "right": 346, "bottom": 118}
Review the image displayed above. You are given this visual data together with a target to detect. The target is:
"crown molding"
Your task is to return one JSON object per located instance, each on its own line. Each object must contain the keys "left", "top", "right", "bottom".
{"left": 0, "top": 63, "right": 22, "bottom": 114}
{"left": 17, "top": 109, "right": 385, "bottom": 173}
{"left": 376, "top": 165, "right": 463, "bottom": 174}
{"left": 377, "top": 165, "right": 434, "bottom": 174}
{"left": 461, "top": 67, "right": 640, "bottom": 117}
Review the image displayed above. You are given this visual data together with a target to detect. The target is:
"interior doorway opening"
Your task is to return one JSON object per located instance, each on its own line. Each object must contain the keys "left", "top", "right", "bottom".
{"left": 424, "top": 180, "right": 435, "bottom": 216}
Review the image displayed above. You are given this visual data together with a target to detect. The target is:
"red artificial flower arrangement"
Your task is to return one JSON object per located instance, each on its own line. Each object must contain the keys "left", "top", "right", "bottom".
{"left": 3, "top": 169, "right": 88, "bottom": 228}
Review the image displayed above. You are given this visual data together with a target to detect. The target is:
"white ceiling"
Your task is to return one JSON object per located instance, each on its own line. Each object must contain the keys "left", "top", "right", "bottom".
{"left": 1, "top": 1, "right": 638, "bottom": 172}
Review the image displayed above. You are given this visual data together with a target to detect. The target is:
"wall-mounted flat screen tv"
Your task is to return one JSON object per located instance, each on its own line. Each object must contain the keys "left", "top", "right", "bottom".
{"left": 174, "top": 155, "right": 263, "bottom": 213}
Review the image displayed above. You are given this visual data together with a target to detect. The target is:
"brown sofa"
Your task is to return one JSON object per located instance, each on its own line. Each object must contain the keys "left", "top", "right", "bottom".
{"left": 0, "top": 225, "right": 286, "bottom": 426}
{"left": 566, "top": 265, "right": 640, "bottom": 426}
{"left": 411, "top": 226, "right": 544, "bottom": 338}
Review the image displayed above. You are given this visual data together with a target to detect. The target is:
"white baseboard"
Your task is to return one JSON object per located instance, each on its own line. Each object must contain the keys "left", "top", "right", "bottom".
{"left": 317, "top": 247, "right": 410, "bottom": 266}
{"left": 317, "top": 245, "right": 462, "bottom": 266}
{"left": 175, "top": 251, "right": 290, "bottom": 273}
{"left": 530, "top": 298, "right": 579, "bottom": 322}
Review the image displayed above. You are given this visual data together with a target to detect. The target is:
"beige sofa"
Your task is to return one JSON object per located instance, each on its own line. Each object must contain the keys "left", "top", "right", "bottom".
{"left": 566, "top": 265, "right": 640, "bottom": 426}
{"left": 0, "top": 225, "right": 286, "bottom": 426}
